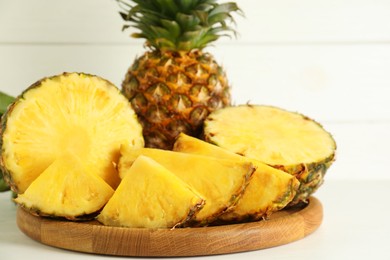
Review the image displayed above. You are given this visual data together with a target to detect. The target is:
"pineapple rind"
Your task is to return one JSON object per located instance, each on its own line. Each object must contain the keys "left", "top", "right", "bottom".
{"left": 122, "top": 50, "right": 230, "bottom": 150}
{"left": 0, "top": 100, "right": 23, "bottom": 193}
{"left": 217, "top": 178, "right": 299, "bottom": 223}
{"left": 173, "top": 133, "right": 300, "bottom": 222}
{"left": 118, "top": 146, "right": 254, "bottom": 226}
{"left": 274, "top": 156, "right": 335, "bottom": 205}
{"left": 98, "top": 155, "right": 205, "bottom": 228}
{"left": 203, "top": 105, "right": 336, "bottom": 205}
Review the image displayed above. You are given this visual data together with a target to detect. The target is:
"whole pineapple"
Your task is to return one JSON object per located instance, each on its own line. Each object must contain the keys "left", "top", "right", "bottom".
{"left": 117, "top": 0, "right": 241, "bottom": 149}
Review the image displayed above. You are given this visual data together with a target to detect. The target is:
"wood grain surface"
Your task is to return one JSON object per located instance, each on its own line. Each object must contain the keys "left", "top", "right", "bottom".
{"left": 16, "top": 197, "right": 323, "bottom": 257}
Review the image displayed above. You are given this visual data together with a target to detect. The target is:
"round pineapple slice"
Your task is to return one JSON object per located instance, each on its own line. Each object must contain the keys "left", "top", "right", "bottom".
{"left": 1, "top": 72, "right": 144, "bottom": 193}
{"left": 203, "top": 105, "right": 336, "bottom": 205}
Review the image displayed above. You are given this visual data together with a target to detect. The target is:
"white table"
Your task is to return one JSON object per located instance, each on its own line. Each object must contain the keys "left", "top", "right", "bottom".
{"left": 1, "top": 179, "right": 389, "bottom": 260}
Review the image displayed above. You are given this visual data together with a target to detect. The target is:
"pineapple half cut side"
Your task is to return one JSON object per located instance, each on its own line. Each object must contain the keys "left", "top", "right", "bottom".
{"left": 15, "top": 153, "right": 114, "bottom": 220}
{"left": 0, "top": 72, "right": 144, "bottom": 194}
{"left": 118, "top": 146, "right": 255, "bottom": 226}
{"left": 173, "top": 133, "right": 299, "bottom": 223}
{"left": 203, "top": 105, "right": 336, "bottom": 205}
{"left": 98, "top": 156, "right": 205, "bottom": 229}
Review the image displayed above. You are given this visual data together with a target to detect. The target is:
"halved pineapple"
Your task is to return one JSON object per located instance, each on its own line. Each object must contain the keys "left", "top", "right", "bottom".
{"left": 15, "top": 154, "right": 114, "bottom": 220}
{"left": 119, "top": 146, "right": 255, "bottom": 226}
{"left": 97, "top": 156, "right": 205, "bottom": 228}
{"left": 203, "top": 105, "right": 336, "bottom": 204}
{"left": 0, "top": 72, "right": 144, "bottom": 193}
{"left": 173, "top": 133, "right": 299, "bottom": 222}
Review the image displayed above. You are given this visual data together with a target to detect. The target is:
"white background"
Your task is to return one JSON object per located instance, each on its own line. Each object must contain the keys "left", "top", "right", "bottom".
{"left": 1, "top": 0, "right": 390, "bottom": 180}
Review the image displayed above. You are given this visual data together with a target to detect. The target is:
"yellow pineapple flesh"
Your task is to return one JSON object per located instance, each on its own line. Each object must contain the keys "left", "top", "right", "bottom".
{"left": 203, "top": 105, "right": 336, "bottom": 205}
{"left": 0, "top": 72, "right": 144, "bottom": 194}
{"left": 173, "top": 133, "right": 299, "bottom": 222}
{"left": 97, "top": 156, "right": 205, "bottom": 228}
{"left": 119, "top": 146, "right": 255, "bottom": 226}
{"left": 15, "top": 154, "right": 114, "bottom": 220}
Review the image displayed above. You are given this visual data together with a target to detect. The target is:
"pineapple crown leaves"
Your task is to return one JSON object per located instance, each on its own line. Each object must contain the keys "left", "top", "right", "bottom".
{"left": 116, "top": 0, "right": 243, "bottom": 52}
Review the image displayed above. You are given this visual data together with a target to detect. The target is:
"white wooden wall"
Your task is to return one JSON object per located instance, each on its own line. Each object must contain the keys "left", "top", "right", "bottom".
{"left": 1, "top": 0, "right": 389, "bottom": 180}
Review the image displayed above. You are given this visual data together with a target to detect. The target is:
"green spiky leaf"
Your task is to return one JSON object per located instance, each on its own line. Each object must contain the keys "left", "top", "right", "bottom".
{"left": 0, "top": 91, "right": 14, "bottom": 114}
{"left": 0, "top": 91, "right": 15, "bottom": 192}
{"left": 115, "top": 0, "right": 242, "bottom": 51}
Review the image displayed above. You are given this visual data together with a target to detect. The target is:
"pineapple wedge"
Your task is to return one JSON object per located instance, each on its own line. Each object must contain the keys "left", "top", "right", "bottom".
{"left": 97, "top": 156, "right": 205, "bottom": 228}
{"left": 203, "top": 105, "right": 336, "bottom": 205}
{"left": 119, "top": 146, "right": 255, "bottom": 226}
{"left": 0, "top": 72, "right": 144, "bottom": 193}
{"left": 15, "top": 154, "right": 114, "bottom": 220}
{"left": 173, "top": 133, "right": 299, "bottom": 222}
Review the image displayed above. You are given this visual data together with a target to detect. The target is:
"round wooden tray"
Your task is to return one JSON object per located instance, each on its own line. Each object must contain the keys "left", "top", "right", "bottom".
{"left": 17, "top": 197, "right": 323, "bottom": 257}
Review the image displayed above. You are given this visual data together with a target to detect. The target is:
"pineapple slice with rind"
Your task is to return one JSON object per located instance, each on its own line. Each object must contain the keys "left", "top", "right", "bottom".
{"left": 15, "top": 154, "right": 114, "bottom": 220}
{"left": 0, "top": 72, "right": 144, "bottom": 193}
{"left": 119, "top": 146, "right": 255, "bottom": 226}
{"left": 203, "top": 105, "right": 336, "bottom": 205}
{"left": 173, "top": 133, "right": 299, "bottom": 222}
{"left": 97, "top": 155, "right": 205, "bottom": 228}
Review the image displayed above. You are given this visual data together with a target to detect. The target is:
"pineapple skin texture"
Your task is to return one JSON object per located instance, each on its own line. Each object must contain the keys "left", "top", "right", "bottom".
{"left": 122, "top": 50, "right": 231, "bottom": 150}
{"left": 1, "top": 100, "right": 21, "bottom": 193}
{"left": 273, "top": 157, "right": 335, "bottom": 205}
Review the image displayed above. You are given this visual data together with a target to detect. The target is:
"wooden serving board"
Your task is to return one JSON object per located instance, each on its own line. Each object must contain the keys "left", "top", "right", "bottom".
{"left": 17, "top": 197, "right": 323, "bottom": 257}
